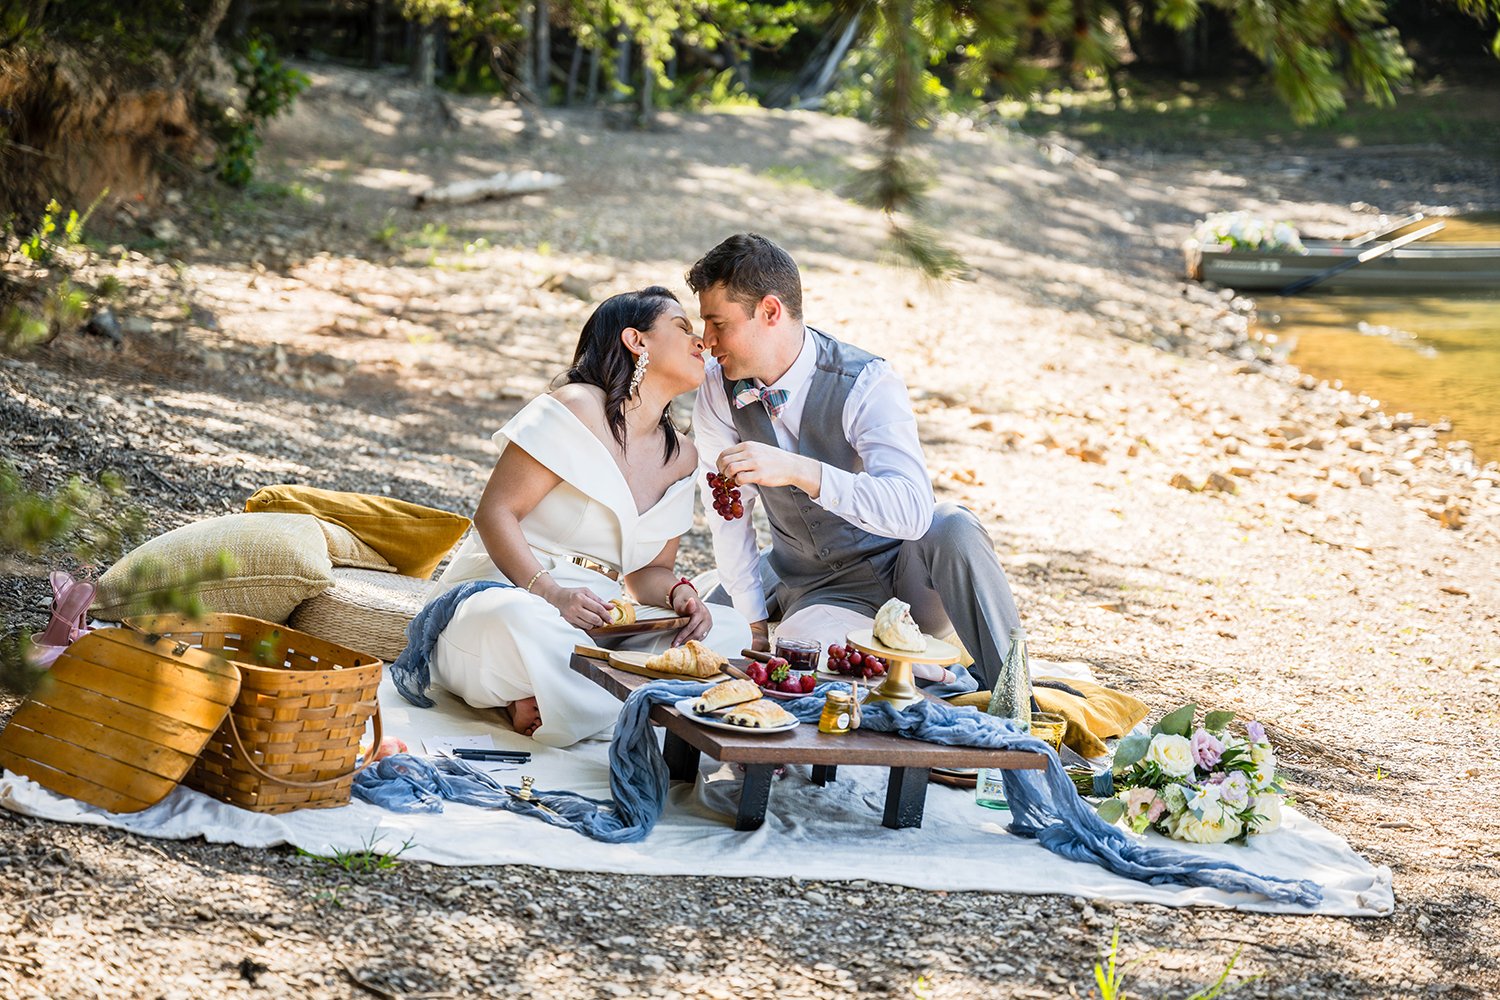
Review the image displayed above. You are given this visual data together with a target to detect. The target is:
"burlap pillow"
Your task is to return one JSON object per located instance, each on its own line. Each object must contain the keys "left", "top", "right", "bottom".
{"left": 245, "top": 485, "right": 470, "bottom": 580}
{"left": 318, "top": 520, "right": 397, "bottom": 572}
{"left": 289, "top": 567, "right": 433, "bottom": 662}
{"left": 93, "top": 512, "right": 334, "bottom": 623}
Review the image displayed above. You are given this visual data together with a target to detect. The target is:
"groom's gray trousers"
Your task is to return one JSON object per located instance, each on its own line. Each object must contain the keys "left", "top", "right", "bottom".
{"left": 705, "top": 502, "right": 1023, "bottom": 691}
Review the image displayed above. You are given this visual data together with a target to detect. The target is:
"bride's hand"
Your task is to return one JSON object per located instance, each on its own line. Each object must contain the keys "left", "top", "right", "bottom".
{"left": 545, "top": 586, "right": 613, "bottom": 630}
{"left": 670, "top": 594, "right": 712, "bottom": 647}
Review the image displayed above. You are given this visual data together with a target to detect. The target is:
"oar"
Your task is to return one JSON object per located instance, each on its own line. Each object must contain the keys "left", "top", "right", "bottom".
{"left": 1277, "top": 221, "right": 1445, "bottom": 296}
{"left": 1348, "top": 212, "right": 1424, "bottom": 246}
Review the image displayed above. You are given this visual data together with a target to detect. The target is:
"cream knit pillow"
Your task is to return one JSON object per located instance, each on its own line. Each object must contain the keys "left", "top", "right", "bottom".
{"left": 93, "top": 512, "right": 334, "bottom": 623}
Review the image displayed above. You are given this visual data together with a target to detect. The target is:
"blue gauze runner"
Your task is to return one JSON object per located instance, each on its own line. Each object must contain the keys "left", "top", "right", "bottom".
{"left": 385, "top": 589, "right": 1320, "bottom": 905}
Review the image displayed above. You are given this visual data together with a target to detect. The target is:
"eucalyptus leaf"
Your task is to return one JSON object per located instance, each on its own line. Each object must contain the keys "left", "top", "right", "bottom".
{"left": 1204, "top": 709, "right": 1236, "bottom": 733}
{"left": 1112, "top": 732, "right": 1150, "bottom": 772}
{"left": 1154, "top": 703, "right": 1197, "bottom": 738}
{"left": 1096, "top": 797, "right": 1126, "bottom": 824}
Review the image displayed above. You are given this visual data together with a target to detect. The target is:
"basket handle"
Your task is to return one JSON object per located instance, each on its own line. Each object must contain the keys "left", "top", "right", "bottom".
{"left": 223, "top": 701, "right": 384, "bottom": 790}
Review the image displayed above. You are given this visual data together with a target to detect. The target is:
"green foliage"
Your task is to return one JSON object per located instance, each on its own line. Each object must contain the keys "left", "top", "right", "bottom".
{"left": 1153, "top": 703, "right": 1198, "bottom": 739}
{"left": 1091, "top": 929, "right": 1257, "bottom": 999}
{"left": 1095, "top": 928, "right": 1126, "bottom": 1000}
{"left": 298, "top": 834, "right": 415, "bottom": 874}
{"left": 0, "top": 461, "right": 147, "bottom": 570}
{"left": 216, "top": 39, "right": 310, "bottom": 188}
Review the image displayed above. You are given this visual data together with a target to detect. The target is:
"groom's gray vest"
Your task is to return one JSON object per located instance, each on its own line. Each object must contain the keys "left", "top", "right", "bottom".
{"left": 726, "top": 329, "right": 901, "bottom": 613}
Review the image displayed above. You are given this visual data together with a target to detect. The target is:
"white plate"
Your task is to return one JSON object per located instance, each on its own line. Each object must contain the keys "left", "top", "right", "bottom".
{"left": 672, "top": 698, "right": 801, "bottom": 735}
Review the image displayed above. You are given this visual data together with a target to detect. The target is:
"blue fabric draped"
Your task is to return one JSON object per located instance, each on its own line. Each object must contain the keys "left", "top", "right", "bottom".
{"left": 388, "top": 580, "right": 513, "bottom": 708}
{"left": 380, "top": 585, "right": 1320, "bottom": 906}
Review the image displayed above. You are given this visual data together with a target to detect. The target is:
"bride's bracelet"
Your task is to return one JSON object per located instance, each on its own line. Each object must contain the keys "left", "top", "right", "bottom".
{"left": 667, "top": 576, "right": 696, "bottom": 608}
{"left": 524, "top": 569, "right": 549, "bottom": 594}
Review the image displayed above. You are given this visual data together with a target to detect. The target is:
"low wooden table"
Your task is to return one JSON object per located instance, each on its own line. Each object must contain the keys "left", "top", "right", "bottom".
{"left": 569, "top": 653, "right": 1046, "bottom": 831}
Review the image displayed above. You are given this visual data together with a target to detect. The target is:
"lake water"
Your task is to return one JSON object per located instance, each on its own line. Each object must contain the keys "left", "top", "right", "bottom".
{"left": 1255, "top": 214, "right": 1500, "bottom": 466}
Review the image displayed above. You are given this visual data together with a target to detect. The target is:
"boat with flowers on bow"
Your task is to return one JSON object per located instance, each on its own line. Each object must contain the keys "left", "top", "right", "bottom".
{"left": 1184, "top": 212, "right": 1500, "bottom": 293}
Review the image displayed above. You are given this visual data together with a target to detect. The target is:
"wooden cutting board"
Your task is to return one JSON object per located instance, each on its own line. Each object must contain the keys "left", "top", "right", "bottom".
{"left": 572, "top": 645, "right": 726, "bottom": 682}
{"left": 0, "top": 628, "right": 241, "bottom": 813}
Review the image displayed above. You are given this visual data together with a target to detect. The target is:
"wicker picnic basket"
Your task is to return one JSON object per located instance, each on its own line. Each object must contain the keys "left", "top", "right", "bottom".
{"left": 123, "top": 613, "right": 383, "bottom": 813}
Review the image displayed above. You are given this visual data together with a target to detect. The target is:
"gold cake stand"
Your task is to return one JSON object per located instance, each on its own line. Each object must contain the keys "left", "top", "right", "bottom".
{"left": 845, "top": 628, "right": 962, "bottom": 710}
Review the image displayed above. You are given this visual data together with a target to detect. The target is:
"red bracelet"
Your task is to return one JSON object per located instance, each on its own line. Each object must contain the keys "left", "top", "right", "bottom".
{"left": 667, "top": 577, "right": 697, "bottom": 607}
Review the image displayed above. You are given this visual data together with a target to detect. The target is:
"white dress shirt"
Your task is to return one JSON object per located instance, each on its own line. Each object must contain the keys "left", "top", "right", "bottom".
{"left": 693, "top": 326, "right": 935, "bottom": 622}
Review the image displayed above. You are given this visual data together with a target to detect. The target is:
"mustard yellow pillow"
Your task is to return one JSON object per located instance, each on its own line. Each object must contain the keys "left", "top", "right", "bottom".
{"left": 317, "top": 520, "right": 397, "bottom": 572}
{"left": 93, "top": 512, "right": 334, "bottom": 623}
{"left": 245, "top": 485, "right": 471, "bottom": 580}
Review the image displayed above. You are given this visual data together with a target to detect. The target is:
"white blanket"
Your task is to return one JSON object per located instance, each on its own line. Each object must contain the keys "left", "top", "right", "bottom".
{"left": 0, "top": 674, "right": 1393, "bottom": 917}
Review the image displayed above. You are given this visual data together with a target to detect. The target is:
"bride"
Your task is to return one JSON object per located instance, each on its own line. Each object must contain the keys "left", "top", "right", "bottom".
{"left": 423, "top": 286, "right": 750, "bottom": 746}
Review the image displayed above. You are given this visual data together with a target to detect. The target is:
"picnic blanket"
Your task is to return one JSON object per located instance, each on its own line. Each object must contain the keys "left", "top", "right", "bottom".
{"left": 0, "top": 668, "right": 1393, "bottom": 917}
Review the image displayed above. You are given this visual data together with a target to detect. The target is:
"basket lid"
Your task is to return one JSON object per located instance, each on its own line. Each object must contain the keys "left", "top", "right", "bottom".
{"left": 0, "top": 628, "right": 241, "bottom": 813}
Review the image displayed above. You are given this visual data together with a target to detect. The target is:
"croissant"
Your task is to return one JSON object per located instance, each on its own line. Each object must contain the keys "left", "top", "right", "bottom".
{"left": 607, "top": 598, "right": 636, "bottom": 626}
{"left": 723, "top": 699, "right": 796, "bottom": 729}
{"left": 692, "top": 678, "right": 761, "bottom": 713}
{"left": 646, "top": 639, "right": 726, "bottom": 679}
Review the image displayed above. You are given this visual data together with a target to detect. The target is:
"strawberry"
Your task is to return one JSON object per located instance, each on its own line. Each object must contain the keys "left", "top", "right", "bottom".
{"left": 799, "top": 673, "right": 816, "bottom": 693}
{"left": 747, "top": 663, "right": 770, "bottom": 686}
{"left": 770, "top": 661, "right": 791, "bottom": 683}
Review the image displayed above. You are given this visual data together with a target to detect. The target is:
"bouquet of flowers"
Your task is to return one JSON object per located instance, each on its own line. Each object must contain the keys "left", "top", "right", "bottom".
{"left": 1190, "top": 211, "right": 1306, "bottom": 254}
{"left": 1096, "top": 704, "right": 1284, "bottom": 845}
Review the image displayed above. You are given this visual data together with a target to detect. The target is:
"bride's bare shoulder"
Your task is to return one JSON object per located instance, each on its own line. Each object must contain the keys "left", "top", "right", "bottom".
{"left": 549, "top": 382, "right": 609, "bottom": 427}
{"left": 670, "top": 433, "right": 698, "bottom": 478}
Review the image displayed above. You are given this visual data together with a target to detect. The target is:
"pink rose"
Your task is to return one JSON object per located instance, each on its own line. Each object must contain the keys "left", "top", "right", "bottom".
{"left": 1145, "top": 796, "right": 1167, "bottom": 822}
{"left": 1123, "top": 786, "right": 1160, "bottom": 819}
{"left": 1191, "top": 729, "right": 1224, "bottom": 770}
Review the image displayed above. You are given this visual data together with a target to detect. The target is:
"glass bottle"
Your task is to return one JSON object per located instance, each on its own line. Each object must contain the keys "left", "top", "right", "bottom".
{"left": 975, "top": 626, "right": 1032, "bottom": 811}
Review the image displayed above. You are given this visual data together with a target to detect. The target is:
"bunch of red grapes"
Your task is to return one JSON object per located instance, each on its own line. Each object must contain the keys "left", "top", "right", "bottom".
{"left": 706, "top": 472, "right": 744, "bottom": 520}
{"left": 825, "top": 644, "right": 887, "bottom": 680}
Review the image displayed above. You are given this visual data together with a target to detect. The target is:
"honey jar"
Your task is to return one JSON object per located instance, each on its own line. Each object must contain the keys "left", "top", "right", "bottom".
{"left": 818, "top": 689, "right": 854, "bottom": 734}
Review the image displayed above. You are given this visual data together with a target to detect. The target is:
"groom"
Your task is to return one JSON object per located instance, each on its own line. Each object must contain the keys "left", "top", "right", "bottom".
{"left": 688, "top": 233, "right": 1023, "bottom": 690}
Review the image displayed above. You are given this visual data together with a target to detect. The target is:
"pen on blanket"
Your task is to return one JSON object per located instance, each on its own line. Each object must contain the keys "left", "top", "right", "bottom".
{"left": 450, "top": 748, "right": 533, "bottom": 762}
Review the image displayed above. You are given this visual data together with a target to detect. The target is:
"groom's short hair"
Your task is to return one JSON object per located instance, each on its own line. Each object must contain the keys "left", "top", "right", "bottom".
{"left": 686, "top": 233, "right": 803, "bottom": 321}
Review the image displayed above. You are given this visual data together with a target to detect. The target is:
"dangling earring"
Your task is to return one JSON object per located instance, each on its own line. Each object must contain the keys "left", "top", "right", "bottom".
{"left": 629, "top": 351, "right": 649, "bottom": 396}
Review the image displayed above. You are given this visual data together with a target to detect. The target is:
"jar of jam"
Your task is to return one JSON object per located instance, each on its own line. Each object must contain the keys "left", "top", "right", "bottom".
{"left": 818, "top": 689, "right": 854, "bottom": 734}
{"left": 774, "top": 637, "right": 822, "bottom": 673}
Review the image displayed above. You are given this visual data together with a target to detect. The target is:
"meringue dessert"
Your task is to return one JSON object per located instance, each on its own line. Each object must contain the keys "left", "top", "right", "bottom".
{"left": 872, "top": 597, "right": 926, "bottom": 652}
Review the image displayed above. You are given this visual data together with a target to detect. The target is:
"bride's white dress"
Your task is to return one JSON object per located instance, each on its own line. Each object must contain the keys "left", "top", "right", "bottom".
{"left": 430, "top": 395, "right": 751, "bottom": 747}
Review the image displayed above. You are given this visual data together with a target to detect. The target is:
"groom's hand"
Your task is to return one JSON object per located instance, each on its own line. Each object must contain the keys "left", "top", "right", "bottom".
{"left": 717, "top": 442, "right": 822, "bottom": 497}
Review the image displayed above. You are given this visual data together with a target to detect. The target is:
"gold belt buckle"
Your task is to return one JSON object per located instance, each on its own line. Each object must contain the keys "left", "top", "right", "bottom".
{"left": 566, "top": 555, "right": 620, "bottom": 581}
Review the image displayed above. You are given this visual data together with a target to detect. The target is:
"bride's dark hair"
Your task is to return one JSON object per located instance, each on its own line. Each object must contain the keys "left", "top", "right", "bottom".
{"left": 559, "top": 285, "right": 681, "bottom": 463}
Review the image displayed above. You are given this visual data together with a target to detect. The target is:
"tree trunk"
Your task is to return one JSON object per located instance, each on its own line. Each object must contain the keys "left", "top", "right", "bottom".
{"left": 639, "top": 59, "right": 654, "bottom": 127}
{"left": 534, "top": 0, "right": 551, "bottom": 103}
{"left": 586, "top": 45, "right": 601, "bottom": 102}
{"left": 808, "top": 13, "right": 860, "bottom": 99}
{"left": 176, "top": 0, "right": 234, "bottom": 88}
{"left": 565, "top": 40, "right": 583, "bottom": 104}
{"left": 368, "top": 0, "right": 385, "bottom": 67}
{"left": 413, "top": 22, "right": 437, "bottom": 88}
{"left": 517, "top": 1, "right": 536, "bottom": 96}
{"left": 615, "top": 29, "right": 631, "bottom": 98}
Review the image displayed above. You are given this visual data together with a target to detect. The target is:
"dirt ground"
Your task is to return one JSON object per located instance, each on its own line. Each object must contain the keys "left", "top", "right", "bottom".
{"left": 2, "top": 63, "right": 1499, "bottom": 998}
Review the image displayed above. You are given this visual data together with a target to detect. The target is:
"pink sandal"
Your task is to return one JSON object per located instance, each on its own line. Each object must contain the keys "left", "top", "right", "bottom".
{"left": 26, "top": 572, "right": 96, "bottom": 669}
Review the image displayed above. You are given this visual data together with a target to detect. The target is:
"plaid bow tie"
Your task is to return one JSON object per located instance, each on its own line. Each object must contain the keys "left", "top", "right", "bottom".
{"left": 732, "top": 380, "right": 791, "bottom": 418}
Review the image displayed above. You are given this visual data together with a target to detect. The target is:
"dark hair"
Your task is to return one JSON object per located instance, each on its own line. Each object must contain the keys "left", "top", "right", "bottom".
{"left": 559, "top": 286, "right": 682, "bottom": 463}
{"left": 685, "top": 233, "right": 803, "bottom": 321}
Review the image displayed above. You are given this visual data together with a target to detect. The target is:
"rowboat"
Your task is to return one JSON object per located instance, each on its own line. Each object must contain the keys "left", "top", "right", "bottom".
{"left": 1186, "top": 238, "right": 1500, "bottom": 293}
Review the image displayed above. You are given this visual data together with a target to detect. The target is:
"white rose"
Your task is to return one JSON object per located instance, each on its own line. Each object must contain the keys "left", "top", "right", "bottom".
{"left": 1248, "top": 793, "right": 1283, "bottom": 834}
{"left": 1144, "top": 734, "right": 1195, "bottom": 778}
{"left": 1170, "top": 810, "right": 1244, "bottom": 845}
{"left": 1250, "top": 743, "right": 1276, "bottom": 790}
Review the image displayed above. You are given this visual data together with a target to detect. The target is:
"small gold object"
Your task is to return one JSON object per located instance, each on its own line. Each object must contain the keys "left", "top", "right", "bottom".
{"left": 1030, "top": 711, "right": 1067, "bottom": 751}
{"left": 517, "top": 775, "right": 536, "bottom": 801}
{"left": 818, "top": 690, "right": 854, "bottom": 734}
